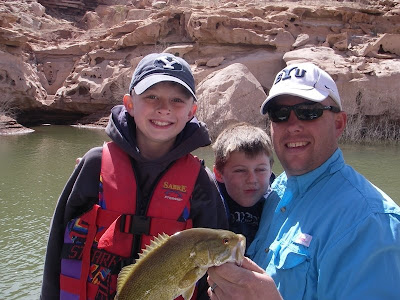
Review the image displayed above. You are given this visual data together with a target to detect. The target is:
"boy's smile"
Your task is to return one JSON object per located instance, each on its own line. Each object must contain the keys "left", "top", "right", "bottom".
{"left": 124, "top": 82, "right": 197, "bottom": 159}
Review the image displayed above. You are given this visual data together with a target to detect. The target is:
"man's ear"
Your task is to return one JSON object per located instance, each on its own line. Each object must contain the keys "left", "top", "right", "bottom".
{"left": 123, "top": 94, "right": 133, "bottom": 112}
{"left": 213, "top": 165, "right": 224, "bottom": 183}
{"left": 335, "top": 111, "right": 347, "bottom": 138}
{"left": 188, "top": 103, "right": 197, "bottom": 120}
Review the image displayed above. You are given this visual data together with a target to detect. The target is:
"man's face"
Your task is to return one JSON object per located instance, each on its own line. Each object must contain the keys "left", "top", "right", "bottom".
{"left": 215, "top": 151, "right": 272, "bottom": 207}
{"left": 269, "top": 95, "right": 346, "bottom": 177}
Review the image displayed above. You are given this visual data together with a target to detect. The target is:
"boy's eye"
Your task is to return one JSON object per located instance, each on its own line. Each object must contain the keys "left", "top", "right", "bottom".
{"left": 145, "top": 95, "right": 157, "bottom": 100}
{"left": 233, "top": 169, "right": 246, "bottom": 173}
{"left": 172, "top": 98, "right": 185, "bottom": 103}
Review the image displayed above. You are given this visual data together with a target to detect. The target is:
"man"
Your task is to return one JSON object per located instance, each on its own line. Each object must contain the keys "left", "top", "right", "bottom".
{"left": 207, "top": 62, "right": 400, "bottom": 300}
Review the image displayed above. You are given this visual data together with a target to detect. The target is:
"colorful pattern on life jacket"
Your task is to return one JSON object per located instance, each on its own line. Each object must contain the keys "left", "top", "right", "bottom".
{"left": 83, "top": 177, "right": 122, "bottom": 299}
{"left": 88, "top": 251, "right": 121, "bottom": 299}
{"left": 99, "top": 174, "right": 106, "bottom": 209}
{"left": 68, "top": 218, "right": 89, "bottom": 243}
{"left": 62, "top": 201, "right": 123, "bottom": 299}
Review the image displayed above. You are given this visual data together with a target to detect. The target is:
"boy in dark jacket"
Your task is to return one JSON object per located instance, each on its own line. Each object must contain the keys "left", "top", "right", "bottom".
{"left": 41, "top": 53, "right": 228, "bottom": 300}
{"left": 212, "top": 122, "right": 274, "bottom": 251}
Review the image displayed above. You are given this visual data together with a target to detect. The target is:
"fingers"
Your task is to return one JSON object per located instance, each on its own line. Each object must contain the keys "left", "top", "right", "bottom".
{"left": 207, "top": 263, "right": 247, "bottom": 299}
{"left": 208, "top": 282, "right": 219, "bottom": 300}
{"left": 241, "top": 256, "right": 266, "bottom": 273}
{"left": 210, "top": 283, "right": 218, "bottom": 292}
{"left": 208, "top": 258, "right": 265, "bottom": 285}
{"left": 207, "top": 259, "right": 282, "bottom": 300}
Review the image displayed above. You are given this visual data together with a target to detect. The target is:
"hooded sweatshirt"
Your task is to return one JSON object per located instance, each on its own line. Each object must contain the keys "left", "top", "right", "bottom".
{"left": 41, "top": 105, "right": 228, "bottom": 299}
{"left": 217, "top": 181, "right": 265, "bottom": 252}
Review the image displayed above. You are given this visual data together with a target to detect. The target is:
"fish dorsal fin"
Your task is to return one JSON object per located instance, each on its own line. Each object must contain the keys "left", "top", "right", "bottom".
{"left": 116, "top": 233, "right": 170, "bottom": 295}
{"left": 117, "top": 263, "right": 134, "bottom": 294}
{"left": 139, "top": 232, "right": 170, "bottom": 258}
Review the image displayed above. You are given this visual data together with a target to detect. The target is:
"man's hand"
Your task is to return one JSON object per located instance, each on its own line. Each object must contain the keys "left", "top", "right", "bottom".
{"left": 207, "top": 257, "right": 283, "bottom": 300}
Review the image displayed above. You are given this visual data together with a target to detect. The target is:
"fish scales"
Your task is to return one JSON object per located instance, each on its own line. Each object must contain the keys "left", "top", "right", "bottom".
{"left": 115, "top": 228, "right": 246, "bottom": 300}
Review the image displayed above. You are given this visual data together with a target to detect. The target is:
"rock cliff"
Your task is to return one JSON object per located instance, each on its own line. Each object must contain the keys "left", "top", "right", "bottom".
{"left": 1, "top": 0, "right": 399, "bottom": 139}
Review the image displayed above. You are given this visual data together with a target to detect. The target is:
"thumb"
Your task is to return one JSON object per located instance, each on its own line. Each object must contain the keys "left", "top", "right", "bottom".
{"left": 241, "top": 257, "right": 266, "bottom": 274}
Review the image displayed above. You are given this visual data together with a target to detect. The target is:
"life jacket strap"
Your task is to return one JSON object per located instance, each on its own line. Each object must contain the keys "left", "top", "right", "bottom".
{"left": 118, "top": 213, "right": 192, "bottom": 237}
{"left": 60, "top": 274, "right": 98, "bottom": 299}
{"left": 80, "top": 204, "right": 100, "bottom": 300}
{"left": 120, "top": 214, "right": 150, "bottom": 235}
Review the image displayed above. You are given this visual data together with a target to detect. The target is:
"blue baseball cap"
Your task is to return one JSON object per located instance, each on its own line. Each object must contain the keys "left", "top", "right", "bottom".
{"left": 129, "top": 53, "right": 197, "bottom": 101}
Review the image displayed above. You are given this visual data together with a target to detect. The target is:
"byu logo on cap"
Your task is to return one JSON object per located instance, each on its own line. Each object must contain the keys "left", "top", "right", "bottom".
{"left": 129, "top": 52, "right": 197, "bottom": 100}
{"left": 154, "top": 56, "right": 183, "bottom": 71}
{"left": 260, "top": 62, "right": 342, "bottom": 114}
{"left": 274, "top": 66, "right": 306, "bottom": 85}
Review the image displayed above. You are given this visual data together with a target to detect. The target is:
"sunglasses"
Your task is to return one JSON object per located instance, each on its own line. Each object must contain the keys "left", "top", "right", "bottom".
{"left": 267, "top": 102, "right": 341, "bottom": 123}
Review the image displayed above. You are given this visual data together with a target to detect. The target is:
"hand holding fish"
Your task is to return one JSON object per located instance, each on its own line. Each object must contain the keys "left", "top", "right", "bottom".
{"left": 207, "top": 257, "right": 283, "bottom": 300}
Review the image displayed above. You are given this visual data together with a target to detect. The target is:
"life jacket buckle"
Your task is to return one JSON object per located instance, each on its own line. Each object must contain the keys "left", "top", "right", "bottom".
{"left": 120, "top": 214, "right": 150, "bottom": 235}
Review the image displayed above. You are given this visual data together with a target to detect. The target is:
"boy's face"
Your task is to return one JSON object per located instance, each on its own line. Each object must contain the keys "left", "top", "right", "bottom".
{"left": 214, "top": 151, "right": 272, "bottom": 207}
{"left": 124, "top": 82, "right": 197, "bottom": 158}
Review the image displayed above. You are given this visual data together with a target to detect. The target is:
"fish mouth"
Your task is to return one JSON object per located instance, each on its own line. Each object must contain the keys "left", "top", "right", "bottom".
{"left": 233, "top": 234, "right": 246, "bottom": 266}
{"left": 211, "top": 233, "right": 247, "bottom": 267}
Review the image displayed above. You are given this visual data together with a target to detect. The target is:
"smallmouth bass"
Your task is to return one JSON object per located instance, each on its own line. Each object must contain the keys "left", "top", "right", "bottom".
{"left": 115, "top": 228, "right": 246, "bottom": 300}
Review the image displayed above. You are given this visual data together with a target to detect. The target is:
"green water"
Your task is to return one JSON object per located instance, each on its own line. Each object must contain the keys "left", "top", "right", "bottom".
{"left": 0, "top": 125, "right": 399, "bottom": 299}
{"left": 0, "top": 126, "right": 110, "bottom": 299}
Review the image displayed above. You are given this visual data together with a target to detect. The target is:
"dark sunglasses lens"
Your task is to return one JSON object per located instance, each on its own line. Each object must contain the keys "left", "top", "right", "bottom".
{"left": 268, "top": 107, "right": 290, "bottom": 122}
{"left": 268, "top": 104, "right": 326, "bottom": 122}
{"left": 295, "top": 108, "right": 323, "bottom": 120}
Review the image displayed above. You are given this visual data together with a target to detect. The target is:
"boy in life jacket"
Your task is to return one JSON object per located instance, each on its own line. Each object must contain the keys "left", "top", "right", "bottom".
{"left": 212, "top": 122, "right": 274, "bottom": 252}
{"left": 40, "top": 53, "right": 228, "bottom": 300}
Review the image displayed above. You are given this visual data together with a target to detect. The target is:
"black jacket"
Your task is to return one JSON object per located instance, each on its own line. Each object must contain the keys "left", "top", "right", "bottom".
{"left": 217, "top": 181, "right": 265, "bottom": 251}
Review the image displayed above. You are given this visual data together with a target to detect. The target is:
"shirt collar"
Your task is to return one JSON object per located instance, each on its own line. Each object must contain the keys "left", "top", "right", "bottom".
{"left": 274, "top": 148, "right": 345, "bottom": 197}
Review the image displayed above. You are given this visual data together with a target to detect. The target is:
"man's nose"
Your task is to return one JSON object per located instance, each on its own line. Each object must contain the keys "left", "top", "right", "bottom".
{"left": 286, "top": 110, "right": 303, "bottom": 132}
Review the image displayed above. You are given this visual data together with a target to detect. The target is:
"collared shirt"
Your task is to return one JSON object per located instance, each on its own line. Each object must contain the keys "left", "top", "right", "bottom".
{"left": 247, "top": 149, "right": 400, "bottom": 300}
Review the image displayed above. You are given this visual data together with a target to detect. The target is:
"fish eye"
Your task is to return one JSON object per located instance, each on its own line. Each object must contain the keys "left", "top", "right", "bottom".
{"left": 222, "top": 238, "right": 229, "bottom": 244}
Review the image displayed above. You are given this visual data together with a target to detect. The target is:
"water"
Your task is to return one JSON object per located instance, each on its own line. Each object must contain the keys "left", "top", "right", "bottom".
{"left": 0, "top": 126, "right": 110, "bottom": 299}
{"left": 0, "top": 125, "right": 399, "bottom": 299}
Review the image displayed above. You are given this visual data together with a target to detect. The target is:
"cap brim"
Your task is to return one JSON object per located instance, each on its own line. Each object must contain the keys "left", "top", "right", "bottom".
{"left": 260, "top": 88, "right": 329, "bottom": 115}
{"left": 133, "top": 74, "right": 197, "bottom": 101}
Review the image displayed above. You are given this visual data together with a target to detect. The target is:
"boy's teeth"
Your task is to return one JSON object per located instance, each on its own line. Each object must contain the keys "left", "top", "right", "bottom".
{"left": 287, "top": 142, "right": 307, "bottom": 148}
{"left": 152, "top": 120, "right": 169, "bottom": 126}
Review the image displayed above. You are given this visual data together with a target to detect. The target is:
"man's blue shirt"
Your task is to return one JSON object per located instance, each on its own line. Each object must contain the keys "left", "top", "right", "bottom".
{"left": 248, "top": 149, "right": 400, "bottom": 300}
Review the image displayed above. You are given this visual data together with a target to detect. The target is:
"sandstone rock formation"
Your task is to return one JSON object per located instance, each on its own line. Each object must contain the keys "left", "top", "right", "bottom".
{"left": 197, "top": 63, "right": 268, "bottom": 139}
{"left": 0, "top": 0, "right": 399, "bottom": 139}
{"left": 0, "top": 115, "right": 34, "bottom": 135}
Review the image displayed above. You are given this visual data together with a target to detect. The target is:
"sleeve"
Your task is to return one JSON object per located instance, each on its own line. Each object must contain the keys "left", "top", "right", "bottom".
{"left": 190, "top": 165, "right": 229, "bottom": 230}
{"left": 40, "top": 147, "right": 102, "bottom": 299}
{"left": 318, "top": 212, "right": 400, "bottom": 300}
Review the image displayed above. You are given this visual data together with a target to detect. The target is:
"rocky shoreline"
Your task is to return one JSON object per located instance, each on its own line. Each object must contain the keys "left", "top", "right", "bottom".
{"left": 0, "top": 113, "right": 109, "bottom": 135}
{"left": 0, "top": 115, "right": 35, "bottom": 135}
{"left": 1, "top": 0, "right": 400, "bottom": 139}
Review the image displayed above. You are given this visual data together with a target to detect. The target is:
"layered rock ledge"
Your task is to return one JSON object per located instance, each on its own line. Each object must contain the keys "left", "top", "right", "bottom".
{"left": 1, "top": 0, "right": 399, "bottom": 140}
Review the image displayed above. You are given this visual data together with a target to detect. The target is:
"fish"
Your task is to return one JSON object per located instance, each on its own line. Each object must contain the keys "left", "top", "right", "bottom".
{"left": 115, "top": 228, "right": 246, "bottom": 300}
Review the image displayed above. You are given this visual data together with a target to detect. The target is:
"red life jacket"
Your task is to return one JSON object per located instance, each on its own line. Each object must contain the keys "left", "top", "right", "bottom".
{"left": 60, "top": 142, "right": 201, "bottom": 299}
